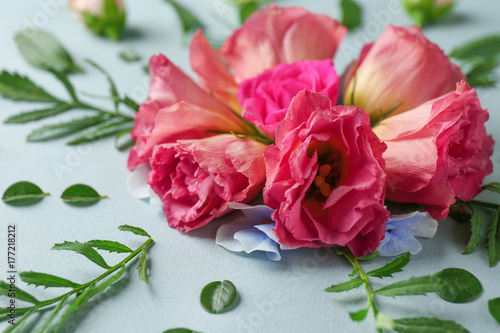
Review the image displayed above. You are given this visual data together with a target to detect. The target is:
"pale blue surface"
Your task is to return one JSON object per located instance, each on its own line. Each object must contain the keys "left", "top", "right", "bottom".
{"left": 1, "top": 1, "right": 500, "bottom": 332}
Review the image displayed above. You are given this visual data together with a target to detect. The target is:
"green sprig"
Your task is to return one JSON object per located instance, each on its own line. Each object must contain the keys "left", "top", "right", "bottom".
{"left": 0, "top": 225, "right": 154, "bottom": 332}
{"left": 328, "top": 248, "right": 475, "bottom": 332}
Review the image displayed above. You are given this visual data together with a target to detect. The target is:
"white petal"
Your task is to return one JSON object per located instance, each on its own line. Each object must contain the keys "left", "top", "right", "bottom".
{"left": 409, "top": 213, "right": 438, "bottom": 238}
{"left": 127, "top": 163, "right": 151, "bottom": 199}
{"left": 216, "top": 218, "right": 256, "bottom": 252}
{"left": 148, "top": 187, "right": 163, "bottom": 207}
{"left": 254, "top": 223, "right": 278, "bottom": 243}
{"left": 228, "top": 202, "right": 274, "bottom": 221}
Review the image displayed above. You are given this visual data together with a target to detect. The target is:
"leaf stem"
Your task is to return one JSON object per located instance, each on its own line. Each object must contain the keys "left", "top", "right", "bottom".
{"left": 20, "top": 237, "right": 153, "bottom": 313}
{"left": 468, "top": 199, "right": 500, "bottom": 210}
{"left": 72, "top": 101, "right": 134, "bottom": 120}
{"left": 338, "top": 247, "right": 382, "bottom": 333}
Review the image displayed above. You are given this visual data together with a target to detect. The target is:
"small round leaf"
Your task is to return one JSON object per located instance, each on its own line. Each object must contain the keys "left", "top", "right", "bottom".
{"left": 200, "top": 280, "right": 237, "bottom": 314}
{"left": 163, "top": 329, "right": 200, "bottom": 333}
{"left": 61, "top": 184, "right": 107, "bottom": 207}
{"left": 435, "top": 268, "right": 482, "bottom": 303}
{"left": 2, "top": 181, "right": 49, "bottom": 206}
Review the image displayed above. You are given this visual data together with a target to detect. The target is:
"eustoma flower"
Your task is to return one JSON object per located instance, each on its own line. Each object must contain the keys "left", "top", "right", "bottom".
{"left": 220, "top": 4, "right": 347, "bottom": 82}
{"left": 264, "top": 91, "right": 389, "bottom": 256}
{"left": 128, "top": 54, "right": 251, "bottom": 170}
{"left": 148, "top": 135, "right": 267, "bottom": 232}
{"left": 343, "top": 25, "right": 465, "bottom": 123}
{"left": 373, "top": 82, "right": 494, "bottom": 219}
{"left": 237, "top": 60, "right": 340, "bottom": 139}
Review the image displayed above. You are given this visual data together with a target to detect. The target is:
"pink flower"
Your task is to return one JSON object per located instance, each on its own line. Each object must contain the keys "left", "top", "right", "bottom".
{"left": 190, "top": 30, "right": 241, "bottom": 113}
{"left": 344, "top": 25, "right": 465, "bottom": 122}
{"left": 128, "top": 54, "right": 249, "bottom": 170}
{"left": 149, "top": 135, "right": 267, "bottom": 232}
{"left": 237, "top": 60, "right": 339, "bottom": 139}
{"left": 220, "top": 4, "right": 347, "bottom": 82}
{"left": 373, "top": 81, "right": 494, "bottom": 219}
{"left": 263, "top": 91, "right": 389, "bottom": 256}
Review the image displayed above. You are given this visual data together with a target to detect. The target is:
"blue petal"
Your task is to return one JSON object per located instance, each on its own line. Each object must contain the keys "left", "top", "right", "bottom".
{"left": 378, "top": 228, "right": 422, "bottom": 257}
{"left": 386, "top": 212, "right": 425, "bottom": 230}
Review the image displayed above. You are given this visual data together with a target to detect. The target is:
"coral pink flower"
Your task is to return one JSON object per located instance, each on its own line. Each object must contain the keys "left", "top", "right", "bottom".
{"left": 148, "top": 135, "right": 267, "bottom": 232}
{"left": 264, "top": 90, "right": 389, "bottom": 256}
{"left": 128, "top": 54, "right": 249, "bottom": 170}
{"left": 190, "top": 30, "right": 241, "bottom": 113}
{"left": 373, "top": 81, "right": 494, "bottom": 219}
{"left": 237, "top": 60, "right": 339, "bottom": 139}
{"left": 344, "top": 25, "right": 465, "bottom": 122}
{"left": 220, "top": 4, "right": 347, "bottom": 82}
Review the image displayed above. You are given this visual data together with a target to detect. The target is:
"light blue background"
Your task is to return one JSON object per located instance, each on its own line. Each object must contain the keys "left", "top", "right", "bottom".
{"left": 1, "top": 0, "right": 499, "bottom": 332}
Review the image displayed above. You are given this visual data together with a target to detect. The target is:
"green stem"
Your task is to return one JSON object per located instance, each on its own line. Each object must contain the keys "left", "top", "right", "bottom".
{"left": 338, "top": 247, "right": 382, "bottom": 333}
{"left": 23, "top": 237, "right": 153, "bottom": 312}
{"left": 72, "top": 102, "right": 135, "bottom": 120}
{"left": 468, "top": 199, "right": 500, "bottom": 210}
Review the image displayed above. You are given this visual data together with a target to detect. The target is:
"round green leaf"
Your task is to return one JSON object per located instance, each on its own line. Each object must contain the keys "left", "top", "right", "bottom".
{"left": 2, "top": 181, "right": 49, "bottom": 206}
{"left": 163, "top": 329, "right": 200, "bottom": 333}
{"left": 200, "top": 280, "right": 237, "bottom": 314}
{"left": 435, "top": 268, "right": 482, "bottom": 303}
{"left": 61, "top": 184, "right": 107, "bottom": 207}
{"left": 488, "top": 297, "right": 500, "bottom": 324}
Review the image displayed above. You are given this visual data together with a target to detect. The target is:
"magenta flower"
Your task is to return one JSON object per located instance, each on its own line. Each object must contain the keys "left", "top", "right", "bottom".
{"left": 237, "top": 60, "right": 339, "bottom": 139}
{"left": 263, "top": 90, "right": 389, "bottom": 256}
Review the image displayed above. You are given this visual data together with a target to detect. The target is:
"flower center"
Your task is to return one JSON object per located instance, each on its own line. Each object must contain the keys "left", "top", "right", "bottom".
{"left": 306, "top": 138, "right": 348, "bottom": 200}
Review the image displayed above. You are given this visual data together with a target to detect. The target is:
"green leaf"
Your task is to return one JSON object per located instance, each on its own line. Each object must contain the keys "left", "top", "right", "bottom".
{"left": 373, "top": 275, "right": 443, "bottom": 297}
{"left": 85, "top": 240, "right": 132, "bottom": 253}
{"left": 239, "top": 2, "right": 259, "bottom": 24}
{"left": 164, "top": 0, "right": 203, "bottom": 39}
{"left": 366, "top": 252, "right": 410, "bottom": 278}
{"left": 137, "top": 246, "right": 149, "bottom": 284}
{"left": 4, "top": 104, "right": 72, "bottom": 124}
{"left": 118, "top": 225, "right": 151, "bottom": 238}
{"left": 402, "top": 0, "right": 455, "bottom": 28}
{"left": 36, "top": 294, "right": 69, "bottom": 333}
{"left": 349, "top": 307, "right": 369, "bottom": 322}
{"left": 49, "top": 69, "right": 78, "bottom": 101}
{"left": 324, "top": 278, "right": 363, "bottom": 293}
{"left": 200, "top": 280, "right": 237, "bottom": 314}
{"left": 487, "top": 208, "right": 500, "bottom": 267}
{"left": 119, "top": 48, "right": 141, "bottom": 63}
{"left": 489, "top": 297, "right": 500, "bottom": 324}
{"left": 19, "top": 271, "right": 80, "bottom": 289}
{"left": 449, "top": 35, "right": 500, "bottom": 63}
{"left": 123, "top": 95, "right": 140, "bottom": 112}
{"left": 3, "top": 307, "right": 37, "bottom": 333}
{"left": 60, "top": 184, "right": 107, "bottom": 207}
{"left": 0, "top": 307, "right": 33, "bottom": 322}
{"left": 2, "top": 181, "right": 49, "bottom": 206}
{"left": 391, "top": 316, "right": 469, "bottom": 333}
{"left": 0, "top": 71, "right": 58, "bottom": 102}
{"left": 14, "top": 30, "right": 83, "bottom": 73}
{"left": 52, "top": 241, "right": 111, "bottom": 269}
{"left": 465, "top": 57, "right": 500, "bottom": 88}
{"left": 163, "top": 329, "right": 201, "bottom": 333}
{"left": 0, "top": 281, "right": 39, "bottom": 304}
{"left": 54, "top": 283, "right": 96, "bottom": 332}
{"left": 340, "top": 0, "right": 362, "bottom": 30}
{"left": 434, "top": 268, "right": 482, "bottom": 303}
{"left": 115, "top": 128, "right": 135, "bottom": 151}
{"left": 27, "top": 114, "right": 111, "bottom": 142}
{"left": 356, "top": 251, "right": 379, "bottom": 261}
{"left": 483, "top": 182, "right": 500, "bottom": 195}
{"left": 67, "top": 119, "right": 133, "bottom": 145}
{"left": 463, "top": 208, "right": 483, "bottom": 254}
{"left": 85, "top": 59, "right": 120, "bottom": 112}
